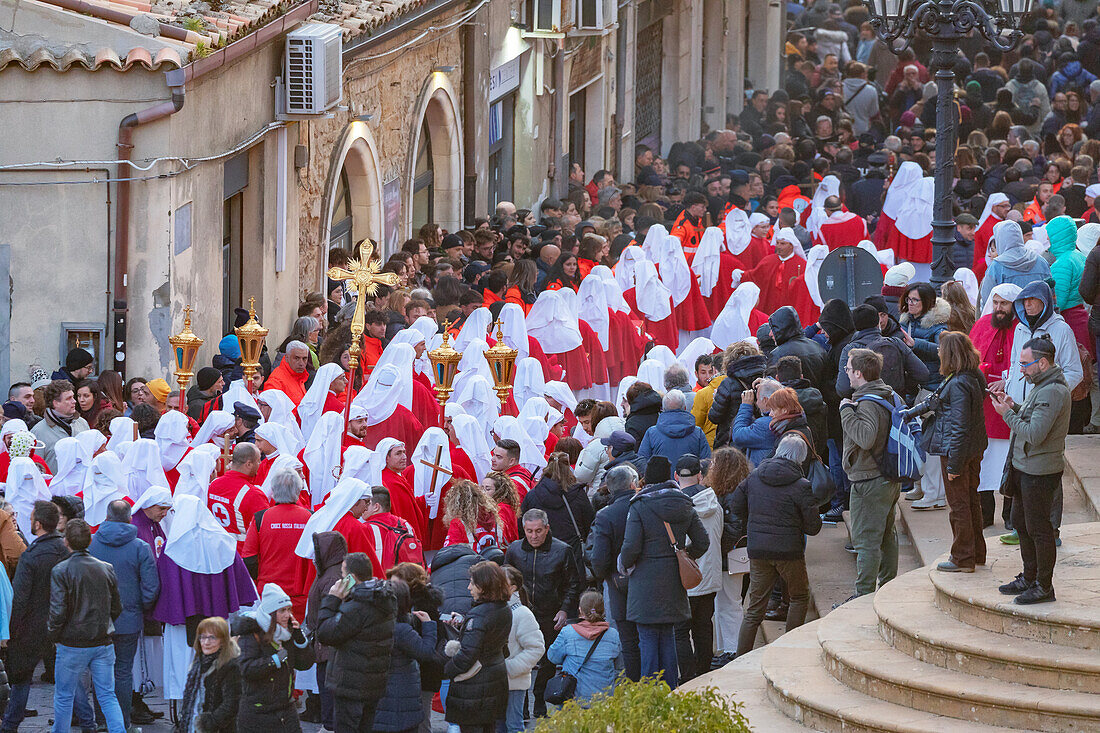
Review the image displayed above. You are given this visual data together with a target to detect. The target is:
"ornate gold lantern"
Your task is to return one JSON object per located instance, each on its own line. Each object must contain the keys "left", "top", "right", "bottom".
{"left": 428, "top": 320, "right": 463, "bottom": 406}
{"left": 484, "top": 319, "right": 519, "bottom": 408}
{"left": 169, "top": 305, "right": 203, "bottom": 412}
{"left": 235, "top": 297, "right": 268, "bottom": 392}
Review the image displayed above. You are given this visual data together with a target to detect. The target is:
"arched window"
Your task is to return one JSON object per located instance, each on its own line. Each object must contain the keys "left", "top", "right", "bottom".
{"left": 329, "top": 168, "right": 352, "bottom": 251}
{"left": 412, "top": 119, "right": 435, "bottom": 229}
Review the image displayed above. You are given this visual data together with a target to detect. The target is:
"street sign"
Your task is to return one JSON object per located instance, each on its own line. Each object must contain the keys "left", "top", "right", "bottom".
{"left": 817, "top": 246, "right": 884, "bottom": 306}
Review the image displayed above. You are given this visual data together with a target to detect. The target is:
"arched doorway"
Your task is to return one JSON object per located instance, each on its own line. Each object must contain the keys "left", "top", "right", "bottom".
{"left": 321, "top": 122, "right": 385, "bottom": 273}
{"left": 407, "top": 75, "right": 463, "bottom": 236}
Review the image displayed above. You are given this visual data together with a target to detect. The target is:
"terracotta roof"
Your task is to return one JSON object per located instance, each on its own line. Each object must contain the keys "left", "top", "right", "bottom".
{"left": 0, "top": 42, "right": 184, "bottom": 71}
{"left": 309, "top": 0, "right": 436, "bottom": 39}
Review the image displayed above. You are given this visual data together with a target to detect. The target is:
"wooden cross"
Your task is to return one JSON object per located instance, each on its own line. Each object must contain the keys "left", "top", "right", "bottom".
{"left": 419, "top": 445, "right": 453, "bottom": 519}
{"left": 326, "top": 239, "right": 402, "bottom": 368}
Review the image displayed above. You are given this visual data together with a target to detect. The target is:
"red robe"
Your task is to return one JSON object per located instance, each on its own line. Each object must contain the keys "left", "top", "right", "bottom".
{"left": 0, "top": 452, "right": 52, "bottom": 481}
{"left": 668, "top": 273, "right": 713, "bottom": 333}
{"left": 557, "top": 343, "right": 594, "bottom": 391}
{"left": 818, "top": 212, "right": 868, "bottom": 251}
{"left": 874, "top": 213, "right": 932, "bottom": 263}
{"left": 360, "top": 405, "right": 424, "bottom": 451}
{"left": 970, "top": 314, "right": 1015, "bottom": 440}
{"left": 382, "top": 466, "right": 427, "bottom": 540}
{"left": 579, "top": 321, "right": 609, "bottom": 387}
{"left": 737, "top": 236, "right": 773, "bottom": 269}
{"left": 412, "top": 378, "right": 441, "bottom": 429}
{"left": 607, "top": 309, "right": 646, "bottom": 386}
{"left": 333, "top": 512, "right": 384, "bottom": 577}
{"left": 973, "top": 215, "right": 1000, "bottom": 283}
{"left": 162, "top": 448, "right": 189, "bottom": 490}
{"left": 622, "top": 288, "right": 677, "bottom": 351}
{"left": 528, "top": 337, "right": 562, "bottom": 382}
{"left": 703, "top": 252, "right": 746, "bottom": 321}
{"left": 742, "top": 254, "right": 820, "bottom": 324}
{"left": 240, "top": 502, "right": 312, "bottom": 620}
{"left": 403, "top": 443, "right": 476, "bottom": 551}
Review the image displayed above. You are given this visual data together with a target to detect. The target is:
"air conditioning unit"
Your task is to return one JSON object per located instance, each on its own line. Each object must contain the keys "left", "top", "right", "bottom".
{"left": 284, "top": 23, "right": 343, "bottom": 115}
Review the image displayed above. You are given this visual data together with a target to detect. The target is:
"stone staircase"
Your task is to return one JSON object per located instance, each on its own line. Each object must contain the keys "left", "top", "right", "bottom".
{"left": 684, "top": 522, "right": 1100, "bottom": 732}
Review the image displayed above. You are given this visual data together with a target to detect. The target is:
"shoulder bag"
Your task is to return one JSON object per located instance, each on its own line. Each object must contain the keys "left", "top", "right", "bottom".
{"left": 544, "top": 629, "right": 608, "bottom": 705}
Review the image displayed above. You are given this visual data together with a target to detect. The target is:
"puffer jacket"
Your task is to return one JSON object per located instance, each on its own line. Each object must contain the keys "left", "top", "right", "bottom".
{"left": 87, "top": 520, "right": 159, "bottom": 635}
{"left": 430, "top": 544, "right": 480, "bottom": 616}
{"left": 173, "top": 656, "right": 239, "bottom": 733}
{"left": 1047, "top": 215, "right": 1086, "bottom": 312}
{"left": 314, "top": 579, "right": 397, "bottom": 702}
{"left": 503, "top": 530, "right": 580, "bottom": 621}
{"left": 731, "top": 402, "right": 776, "bottom": 465}
{"left": 576, "top": 416, "right": 626, "bottom": 486}
{"left": 372, "top": 617, "right": 437, "bottom": 732}
{"left": 780, "top": 378, "right": 828, "bottom": 458}
{"left": 232, "top": 615, "right": 315, "bottom": 732}
{"left": 636, "top": 409, "right": 712, "bottom": 472}
{"left": 1003, "top": 364, "right": 1072, "bottom": 475}
{"left": 504, "top": 593, "right": 545, "bottom": 691}
{"left": 900, "top": 297, "right": 951, "bottom": 389}
{"left": 624, "top": 389, "right": 662, "bottom": 445}
{"left": 727, "top": 457, "right": 822, "bottom": 560}
{"left": 768, "top": 306, "right": 828, "bottom": 390}
{"left": 681, "top": 483, "right": 723, "bottom": 596}
{"left": 617, "top": 481, "right": 709, "bottom": 625}
{"left": 443, "top": 599, "right": 512, "bottom": 726}
{"left": 709, "top": 353, "right": 768, "bottom": 447}
{"left": 921, "top": 370, "right": 988, "bottom": 474}
{"left": 839, "top": 379, "right": 896, "bottom": 482}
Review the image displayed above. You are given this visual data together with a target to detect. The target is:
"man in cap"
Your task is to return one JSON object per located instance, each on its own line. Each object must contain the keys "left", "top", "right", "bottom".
{"left": 144, "top": 378, "right": 172, "bottom": 414}
{"left": 817, "top": 195, "right": 868, "bottom": 251}
{"left": 231, "top": 401, "right": 261, "bottom": 444}
{"left": 953, "top": 213, "right": 979, "bottom": 272}
{"left": 52, "top": 349, "right": 95, "bottom": 384}
{"left": 441, "top": 233, "right": 467, "bottom": 264}
{"left": 186, "top": 367, "right": 224, "bottom": 422}
{"left": 597, "top": 431, "right": 638, "bottom": 494}
{"left": 206, "top": 443, "right": 268, "bottom": 552}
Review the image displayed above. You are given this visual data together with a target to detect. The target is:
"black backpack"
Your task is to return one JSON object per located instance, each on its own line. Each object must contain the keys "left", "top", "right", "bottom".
{"left": 865, "top": 334, "right": 909, "bottom": 396}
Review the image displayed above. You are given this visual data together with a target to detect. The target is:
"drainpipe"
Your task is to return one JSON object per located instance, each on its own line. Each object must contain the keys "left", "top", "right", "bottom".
{"left": 114, "top": 67, "right": 186, "bottom": 377}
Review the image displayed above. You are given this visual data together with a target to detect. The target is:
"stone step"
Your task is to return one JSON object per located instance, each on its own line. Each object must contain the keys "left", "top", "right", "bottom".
{"left": 930, "top": 524, "right": 1100, "bottom": 650}
{"left": 1063, "top": 436, "right": 1100, "bottom": 521}
{"left": 818, "top": 594, "right": 1100, "bottom": 731}
{"left": 759, "top": 619, "right": 1023, "bottom": 733}
{"left": 875, "top": 568, "right": 1100, "bottom": 693}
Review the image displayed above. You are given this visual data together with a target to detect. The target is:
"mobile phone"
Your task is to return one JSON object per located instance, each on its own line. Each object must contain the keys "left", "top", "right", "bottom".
{"left": 342, "top": 575, "right": 355, "bottom": 593}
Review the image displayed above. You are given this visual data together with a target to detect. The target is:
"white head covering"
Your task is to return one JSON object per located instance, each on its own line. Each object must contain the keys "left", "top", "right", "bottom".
{"left": 978, "top": 192, "right": 1010, "bottom": 229}
{"left": 76, "top": 429, "right": 107, "bottom": 459}
{"left": 643, "top": 227, "right": 691, "bottom": 305}
{"left": 0, "top": 420, "right": 26, "bottom": 455}
{"left": 725, "top": 208, "right": 752, "bottom": 256}
{"left": 884, "top": 262, "right": 916, "bottom": 287}
{"left": 303, "top": 411, "right": 345, "bottom": 508}
{"left": 884, "top": 163, "right": 934, "bottom": 239}
{"left": 106, "top": 416, "right": 136, "bottom": 453}
{"left": 81, "top": 452, "right": 128, "bottom": 528}
{"left": 513, "top": 357, "right": 546, "bottom": 408}
{"left": 453, "top": 307, "right": 492, "bottom": 353}
{"left": 173, "top": 444, "right": 220, "bottom": 502}
{"left": 804, "top": 244, "right": 830, "bottom": 307}
{"left": 354, "top": 364, "right": 410, "bottom": 426}
{"left": 952, "top": 267, "right": 979, "bottom": 307}
{"left": 294, "top": 478, "right": 373, "bottom": 559}
{"left": 257, "top": 389, "right": 304, "bottom": 446}
{"left": 636, "top": 359, "right": 667, "bottom": 393}
{"left": 297, "top": 363, "right": 345, "bottom": 440}
{"left": 259, "top": 455, "right": 304, "bottom": 499}
{"left": 121, "top": 438, "right": 170, "bottom": 503}
{"left": 164, "top": 494, "right": 238, "bottom": 574}
{"left": 677, "top": 337, "right": 716, "bottom": 373}
{"left": 49, "top": 438, "right": 90, "bottom": 496}
{"left": 882, "top": 161, "right": 923, "bottom": 223}
{"left": 410, "top": 315, "right": 438, "bottom": 343}
{"left": 6, "top": 457, "right": 50, "bottom": 538}
{"left": 498, "top": 303, "right": 530, "bottom": 359}
{"left": 980, "top": 282, "right": 1024, "bottom": 317}
{"left": 368, "top": 438, "right": 403, "bottom": 486}
{"left": 692, "top": 227, "right": 724, "bottom": 297}
{"left": 615, "top": 376, "right": 637, "bottom": 416}
{"left": 193, "top": 410, "right": 234, "bottom": 447}
{"left": 391, "top": 323, "right": 434, "bottom": 381}
{"left": 646, "top": 345, "right": 677, "bottom": 370}
{"left": 222, "top": 379, "right": 262, "bottom": 424}
{"left": 1077, "top": 223, "right": 1100, "bottom": 255}
{"left": 452, "top": 414, "right": 491, "bottom": 481}
{"left": 409, "top": 428, "right": 450, "bottom": 520}
{"left": 633, "top": 259, "right": 673, "bottom": 322}
{"left": 543, "top": 380, "right": 578, "bottom": 413}
{"left": 591, "top": 265, "right": 630, "bottom": 313}
{"left": 873, "top": 247, "right": 896, "bottom": 268}
{"left": 493, "top": 415, "right": 546, "bottom": 471}
{"left": 640, "top": 223, "right": 668, "bottom": 261}
{"left": 254, "top": 422, "right": 300, "bottom": 461}
{"left": 454, "top": 374, "right": 499, "bottom": 444}
{"left": 577, "top": 274, "right": 610, "bottom": 349}
{"left": 522, "top": 415, "right": 551, "bottom": 446}
{"left": 807, "top": 175, "right": 840, "bottom": 238}
{"left": 527, "top": 290, "right": 583, "bottom": 354}
{"left": 615, "top": 246, "right": 645, "bottom": 293}
{"left": 775, "top": 227, "right": 806, "bottom": 259}
{"left": 518, "top": 396, "right": 552, "bottom": 423}
{"left": 456, "top": 340, "right": 494, "bottom": 385}
{"left": 712, "top": 282, "right": 762, "bottom": 349}
{"left": 153, "top": 410, "right": 191, "bottom": 471}
{"left": 133, "top": 486, "right": 173, "bottom": 511}
{"left": 339, "top": 446, "right": 374, "bottom": 484}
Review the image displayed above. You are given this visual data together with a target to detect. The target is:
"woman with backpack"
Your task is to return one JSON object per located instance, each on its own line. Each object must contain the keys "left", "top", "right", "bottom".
{"left": 546, "top": 591, "right": 622, "bottom": 704}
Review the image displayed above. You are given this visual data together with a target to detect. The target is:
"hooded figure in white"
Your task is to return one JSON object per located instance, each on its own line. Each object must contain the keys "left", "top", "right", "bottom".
{"left": 409, "top": 428, "right": 451, "bottom": 521}
{"left": 121, "top": 438, "right": 171, "bottom": 503}
{"left": 49, "top": 437, "right": 91, "bottom": 496}
{"left": 297, "top": 362, "right": 346, "bottom": 441}
{"left": 6, "top": 457, "right": 52, "bottom": 538}
{"left": 173, "top": 444, "right": 221, "bottom": 502}
{"left": 154, "top": 410, "right": 191, "bottom": 473}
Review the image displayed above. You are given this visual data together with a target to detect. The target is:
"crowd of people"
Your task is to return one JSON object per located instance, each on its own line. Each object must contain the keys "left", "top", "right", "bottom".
{"left": 0, "top": 1, "right": 1099, "bottom": 731}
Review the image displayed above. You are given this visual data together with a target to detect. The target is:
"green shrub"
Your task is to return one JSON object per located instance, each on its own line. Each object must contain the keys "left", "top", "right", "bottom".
{"left": 531, "top": 676, "right": 752, "bottom": 732}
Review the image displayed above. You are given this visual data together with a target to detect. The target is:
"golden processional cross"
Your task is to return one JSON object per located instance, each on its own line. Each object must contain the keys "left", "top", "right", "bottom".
{"left": 326, "top": 239, "right": 401, "bottom": 371}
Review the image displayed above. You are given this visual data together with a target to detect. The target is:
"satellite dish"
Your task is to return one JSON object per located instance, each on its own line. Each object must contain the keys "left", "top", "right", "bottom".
{"left": 817, "top": 246, "right": 885, "bottom": 307}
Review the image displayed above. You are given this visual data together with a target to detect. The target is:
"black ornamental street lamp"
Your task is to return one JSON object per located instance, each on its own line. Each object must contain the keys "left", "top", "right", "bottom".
{"left": 863, "top": 0, "right": 1033, "bottom": 287}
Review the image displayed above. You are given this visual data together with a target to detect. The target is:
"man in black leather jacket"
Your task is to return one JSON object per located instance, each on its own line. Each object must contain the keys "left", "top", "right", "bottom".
{"left": 47, "top": 519, "right": 124, "bottom": 733}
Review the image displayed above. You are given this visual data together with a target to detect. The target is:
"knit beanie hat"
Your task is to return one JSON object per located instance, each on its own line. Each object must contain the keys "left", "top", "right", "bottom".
{"left": 65, "top": 349, "right": 93, "bottom": 373}
{"left": 851, "top": 304, "right": 880, "bottom": 331}
{"left": 145, "top": 378, "right": 171, "bottom": 404}
{"left": 196, "top": 367, "right": 221, "bottom": 392}
{"left": 644, "top": 456, "right": 671, "bottom": 485}
{"left": 249, "top": 583, "right": 292, "bottom": 632}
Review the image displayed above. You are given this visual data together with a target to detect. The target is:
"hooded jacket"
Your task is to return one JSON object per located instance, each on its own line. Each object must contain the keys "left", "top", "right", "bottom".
{"left": 1003, "top": 364, "right": 1072, "bottom": 475}
{"left": 1047, "top": 215, "right": 1086, "bottom": 312}
{"left": 637, "top": 409, "right": 712, "bottom": 473}
{"left": 576, "top": 416, "right": 626, "bottom": 487}
{"left": 692, "top": 373, "right": 726, "bottom": 445}
{"left": 1005, "top": 281, "right": 1084, "bottom": 404}
{"left": 836, "top": 326, "right": 928, "bottom": 398}
{"left": 232, "top": 613, "right": 315, "bottom": 730}
{"left": 842, "top": 76, "right": 880, "bottom": 135}
{"left": 617, "top": 481, "right": 709, "bottom": 624}
{"left": 624, "top": 388, "right": 662, "bottom": 445}
{"left": 779, "top": 377, "right": 829, "bottom": 458}
{"left": 503, "top": 593, "right": 544, "bottom": 690}
{"left": 429, "top": 544, "right": 480, "bottom": 616}
{"left": 979, "top": 220, "right": 1053, "bottom": 308}
{"left": 709, "top": 353, "right": 768, "bottom": 447}
{"left": 306, "top": 531, "right": 347, "bottom": 664}
{"left": 1050, "top": 60, "right": 1097, "bottom": 97}
{"left": 839, "top": 379, "right": 896, "bottom": 482}
{"left": 768, "top": 306, "right": 828, "bottom": 390}
{"left": 88, "top": 520, "right": 159, "bottom": 635}
{"left": 681, "top": 483, "right": 723, "bottom": 596}
{"left": 728, "top": 457, "right": 822, "bottom": 559}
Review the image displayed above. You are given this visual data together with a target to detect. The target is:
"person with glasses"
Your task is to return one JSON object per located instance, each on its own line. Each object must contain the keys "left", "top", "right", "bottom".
{"left": 176, "top": 617, "right": 240, "bottom": 733}
{"left": 990, "top": 337, "right": 1072, "bottom": 605}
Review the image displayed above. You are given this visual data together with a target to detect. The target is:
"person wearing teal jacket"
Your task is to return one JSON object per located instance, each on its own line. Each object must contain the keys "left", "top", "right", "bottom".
{"left": 1046, "top": 215, "right": 1091, "bottom": 352}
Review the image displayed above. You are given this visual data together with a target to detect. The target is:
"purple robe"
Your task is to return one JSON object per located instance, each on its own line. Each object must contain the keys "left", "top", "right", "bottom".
{"left": 151, "top": 553, "right": 257, "bottom": 626}
{"left": 133, "top": 512, "right": 166, "bottom": 559}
